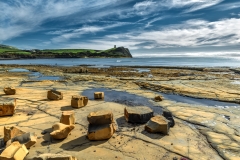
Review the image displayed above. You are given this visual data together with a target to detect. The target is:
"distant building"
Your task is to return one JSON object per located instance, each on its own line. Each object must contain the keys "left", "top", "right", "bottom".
{"left": 114, "top": 45, "right": 116, "bottom": 48}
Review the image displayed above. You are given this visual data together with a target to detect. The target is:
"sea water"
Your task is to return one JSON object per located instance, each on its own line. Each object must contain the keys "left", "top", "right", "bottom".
{"left": 0, "top": 57, "right": 239, "bottom": 67}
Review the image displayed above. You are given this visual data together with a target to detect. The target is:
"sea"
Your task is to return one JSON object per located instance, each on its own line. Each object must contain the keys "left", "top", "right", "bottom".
{"left": 0, "top": 57, "right": 239, "bottom": 67}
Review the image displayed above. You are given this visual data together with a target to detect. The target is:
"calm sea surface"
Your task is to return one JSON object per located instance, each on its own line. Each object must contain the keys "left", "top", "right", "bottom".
{"left": 0, "top": 57, "right": 239, "bottom": 67}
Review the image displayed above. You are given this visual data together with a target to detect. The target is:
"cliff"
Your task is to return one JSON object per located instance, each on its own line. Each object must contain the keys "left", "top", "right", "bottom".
{"left": 0, "top": 45, "right": 133, "bottom": 59}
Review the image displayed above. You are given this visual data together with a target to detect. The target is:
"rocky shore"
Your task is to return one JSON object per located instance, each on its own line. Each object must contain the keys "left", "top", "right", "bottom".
{"left": 0, "top": 64, "right": 240, "bottom": 160}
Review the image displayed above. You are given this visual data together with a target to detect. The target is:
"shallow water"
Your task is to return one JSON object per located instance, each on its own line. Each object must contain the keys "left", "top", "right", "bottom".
{"left": 9, "top": 68, "right": 29, "bottom": 72}
{"left": 160, "top": 92, "right": 239, "bottom": 107}
{"left": 82, "top": 88, "right": 162, "bottom": 114}
{"left": 7, "top": 68, "right": 62, "bottom": 81}
{"left": 28, "top": 72, "right": 62, "bottom": 81}
{"left": 1, "top": 57, "right": 240, "bottom": 67}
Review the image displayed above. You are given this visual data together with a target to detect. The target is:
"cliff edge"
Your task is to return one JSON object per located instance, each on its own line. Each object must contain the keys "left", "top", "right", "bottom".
{"left": 0, "top": 45, "right": 133, "bottom": 59}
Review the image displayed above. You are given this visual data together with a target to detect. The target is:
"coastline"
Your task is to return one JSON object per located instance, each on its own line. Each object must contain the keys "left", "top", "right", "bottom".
{"left": 0, "top": 64, "right": 239, "bottom": 159}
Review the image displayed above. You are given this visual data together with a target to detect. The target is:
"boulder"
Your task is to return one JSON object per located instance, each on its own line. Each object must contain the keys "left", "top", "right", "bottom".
{"left": 124, "top": 106, "right": 153, "bottom": 123}
{"left": 71, "top": 95, "right": 88, "bottom": 108}
{"left": 50, "top": 123, "right": 75, "bottom": 140}
{"left": 87, "top": 110, "right": 113, "bottom": 125}
{"left": 0, "top": 99, "right": 16, "bottom": 117}
{"left": 154, "top": 95, "right": 164, "bottom": 102}
{"left": 8, "top": 132, "right": 37, "bottom": 149}
{"left": 32, "top": 153, "right": 77, "bottom": 160}
{"left": 0, "top": 141, "right": 28, "bottom": 160}
{"left": 3, "top": 87, "right": 16, "bottom": 95}
{"left": 4, "top": 126, "right": 26, "bottom": 143}
{"left": 87, "top": 123, "right": 115, "bottom": 140}
{"left": 94, "top": 92, "right": 104, "bottom": 100}
{"left": 60, "top": 111, "right": 75, "bottom": 125}
{"left": 163, "top": 111, "right": 175, "bottom": 127}
{"left": 145, "top": 115, "right": 169, "bottom": 134}
{"left": 47, "top": 90, "right": 63, "bottom": 100}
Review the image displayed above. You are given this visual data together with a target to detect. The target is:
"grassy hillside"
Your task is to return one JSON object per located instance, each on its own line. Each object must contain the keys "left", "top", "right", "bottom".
{"left": 0, "top": 45, "right": 30, "bottom": 54}
{"left": 0, "top": 44, "right": 132, "bottom": 58}
{"left": 41, "top": 49, "right": 98, "bottom": 54}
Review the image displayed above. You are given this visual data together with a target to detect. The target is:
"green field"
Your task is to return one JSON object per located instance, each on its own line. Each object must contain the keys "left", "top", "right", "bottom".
{"left": 41, "top": 49, "right": 98, "bottom": 54}
{"left": 0, "top": 48, "right": 30, "bottom": 54}
{"left": 0, "top": 44, "right": 120, "bottom": 55}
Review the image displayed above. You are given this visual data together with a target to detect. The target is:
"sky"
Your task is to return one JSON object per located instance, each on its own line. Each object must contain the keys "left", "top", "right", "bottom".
{"left": 1, "top": 0, "right": 240, "bottom": 57}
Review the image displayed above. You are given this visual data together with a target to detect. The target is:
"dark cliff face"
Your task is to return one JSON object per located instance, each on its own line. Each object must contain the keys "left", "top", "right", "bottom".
{"left": 114, "top": 47, "right": 133, "bottom": 58}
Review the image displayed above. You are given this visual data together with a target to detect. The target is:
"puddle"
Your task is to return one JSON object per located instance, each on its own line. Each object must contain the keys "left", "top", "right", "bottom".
{"left": 135, "top": 68, "right": 150, "bottom": 72}
{"left": 82, "top": 88, "right": 162, "bottom": 114}
{"left": 28, "top": 72, "right": 62, "bottom": 81}
{"left": 9, "top": 68, "right": 30, "bottom": 72}
{"left": 160, "top": 92, "right": 239, "bottom": 107}
{"left": 231, "top": 81, "right": 240, "bottom": 85}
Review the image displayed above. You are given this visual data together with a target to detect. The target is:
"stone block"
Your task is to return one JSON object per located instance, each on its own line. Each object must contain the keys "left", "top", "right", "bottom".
{"left": 9, "top": 132, "right": 37, "bottom": 149}
{"left": 47, "top": 90, "right": 63, "bottom": 100}
{"left": 3, "top": 87, "right": 16, "bottom": 95}
{"left": 32, "top": 153, "right": 77, "bottom": 160}
{"left": 145, "top": 115, "right": 169, "bottom": 134}
{"left": 60, "top": 111, "right": 75, "bottom": 125}
{"left": 87, "top": 110, "right": 113, "bottom": 125}
{"left": 0, "top": 99, "right": 16, "bottom": 117}
{"left": 50, "top": 123, "right": 75, "bottom": 140}
{"left": 87, "top": 123, "right": 115, "bottom": 140}
{"left": 0, "top": 141, "right": 28, "bottom": 160}
{"left": 94, "top": 92, "right": 104, "bottom": 100}
{"left": 4, "top": 126, "right": 26, "bottom": 143}
{"left": 124, "top": 106, "right": 153, "bottom": 123}
{"left": 154, "top": 95, "right": 164, "bottom": 102}
{"left": 71, "top": 95, "right": 88, "bottom": 108}
{"left": 163, "top": 111, "right": 175, "bottom": 127}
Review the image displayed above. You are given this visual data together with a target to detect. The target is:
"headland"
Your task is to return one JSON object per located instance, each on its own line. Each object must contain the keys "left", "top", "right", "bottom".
{"left": 0, "top": 44, "right": 133, "bottom": 59}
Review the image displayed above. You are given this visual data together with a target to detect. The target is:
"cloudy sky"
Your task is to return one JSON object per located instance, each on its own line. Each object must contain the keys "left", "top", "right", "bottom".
{"left": 1, "top": 0, "right": 240, "bottom": 57}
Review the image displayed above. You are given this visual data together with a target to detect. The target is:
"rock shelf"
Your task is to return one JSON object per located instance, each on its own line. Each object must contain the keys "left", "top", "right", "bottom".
{"left": 0, "top": 65, "right": 240, "bottom": 159}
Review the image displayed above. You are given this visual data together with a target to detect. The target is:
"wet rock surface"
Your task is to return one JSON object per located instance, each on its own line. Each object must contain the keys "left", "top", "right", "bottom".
{"left": 124, "top": 106, "right": 153, "bottom": 123}
{"left": 1, "top": 65, "right": 240, "bottom": 159}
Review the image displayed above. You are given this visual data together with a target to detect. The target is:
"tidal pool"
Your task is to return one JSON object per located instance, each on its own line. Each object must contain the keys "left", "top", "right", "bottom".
{"left": 82, "top": 88, "right": 162, "bottom": 114}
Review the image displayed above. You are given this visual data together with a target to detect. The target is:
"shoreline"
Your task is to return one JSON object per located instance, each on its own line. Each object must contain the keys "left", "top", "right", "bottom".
{"left": 0, "top": 64, "right": 239, "bottom": 159}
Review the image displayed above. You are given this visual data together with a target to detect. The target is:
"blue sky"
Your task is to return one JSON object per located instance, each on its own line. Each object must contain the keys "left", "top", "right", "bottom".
{"left": 1, "top": 0, "right": 240, "bottom": 57}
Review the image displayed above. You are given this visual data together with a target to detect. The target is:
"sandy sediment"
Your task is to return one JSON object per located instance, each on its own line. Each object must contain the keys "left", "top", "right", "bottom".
{"left": 0, "top": 65, "right": 240, "bottom": 160}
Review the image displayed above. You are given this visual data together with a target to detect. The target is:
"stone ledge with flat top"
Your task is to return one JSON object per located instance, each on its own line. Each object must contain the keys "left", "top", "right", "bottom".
{"left": 124, "top": 106, "right": 153, "bottom": 123}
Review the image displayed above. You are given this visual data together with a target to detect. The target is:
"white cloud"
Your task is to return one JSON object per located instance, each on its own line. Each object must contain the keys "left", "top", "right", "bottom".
{"left": 0, "top": 0, "right": 128, "bottom": 41}
{"left": 133, "top": 51, "right": 240, "bottom": 58}
{"left": 51, "top": 22, "right": 132, "bottom": 43}
{"left": 64, "top": 39, "right": 140, "bottom": 50}
{"left": 166, "top": 0, "right": 224, "bottom": 12}
{"left": 67, "top": 18, "right": 240, "bottom": 50}
{"left": 133, "top": 1, "right": 157, "bottom": 15}
{"left": 215, "top": 2, "right": 240, "bottom": 11}
{"left": 145, "top": 16, "right": 165, "bottom": 28}
{"left": 132, "top": 18, "right": 240, "bottom": 47}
